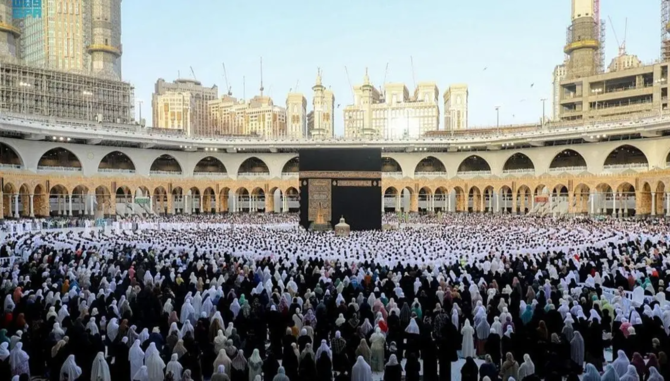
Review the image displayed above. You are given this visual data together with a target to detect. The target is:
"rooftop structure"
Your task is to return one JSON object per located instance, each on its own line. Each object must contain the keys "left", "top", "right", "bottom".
{"left": 152, "top": 78, "right": 219, "bottom": 137}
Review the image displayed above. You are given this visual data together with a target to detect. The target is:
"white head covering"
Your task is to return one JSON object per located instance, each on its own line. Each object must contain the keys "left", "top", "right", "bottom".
{"left": 517, "top": 354, "right": 535, "bottom": 380}
{"left": 60, "top": 354, "right": 82, "bottom": 381}
{"left": 0, "top": 342, "right": 9, "bottom": 361}
{"left": 9, "top": 342, "right": 29, "bottom": 373}
{"left": 145, "top": 347, "right": 166, "bottom": 381}
{"left": 315, "top": 339, "right": 332, "bottom": 360}
{"left": 405, "top": 318, "right": 420, "bottom": 334}
{"left": 165, "top": 354, "right": 183, "bottom": 380}
{"left": 133, "top": 365, "right": 149, "bottom": 381}
{"left": 351, "top": 355, "right": 373, "bottom": 381}
{"left": 91, "top": 352, "right": 111, "bottom": 381}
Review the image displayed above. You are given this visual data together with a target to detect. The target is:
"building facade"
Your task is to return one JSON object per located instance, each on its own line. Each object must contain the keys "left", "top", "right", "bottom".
{"left": 552, "top": 64, "right": 567, "bottom": 120}
{"left": 310, "top": 69, "right": 335, "bottom": 139}
{"left": 443, "top": 84, "right": 468, "bottom": 130}
{"left": 286, "top": 93, "right": 307, "bottom": 138}
{"left": 208, "top": 95, "right": 287, "bottom": 138}
{"left": 344, "top": 71, "right": 439, "bottom": 138}
{"left": 152, "top": 78, "right": 218, "bottom": 136}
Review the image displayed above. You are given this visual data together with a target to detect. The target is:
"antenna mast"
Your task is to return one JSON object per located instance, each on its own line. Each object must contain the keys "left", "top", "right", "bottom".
{"left": 410, "top": 56, "right": 417, "bottom": 89}
{"left": 222, "top": 63, "right": 232, "bottom": 96}
{"left": 259, "top": 57, "right": 264, "bottom": 96}
{"left": 344, "top": 66, "right": 355, "bottom": 103}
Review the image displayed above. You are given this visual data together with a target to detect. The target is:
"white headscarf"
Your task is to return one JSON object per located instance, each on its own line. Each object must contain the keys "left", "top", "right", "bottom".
{"left": 351, "top": 355, "right": 373, "bottom": 381}
{"left": 146, "top": 348, "right": 166, "bottom": 381}
{"left": 405, "top": 318, "right": 420, "bottom": 334}
{"left": 0, "top": 342, "right": 9, "bottom": 361}
{"left": 517, "top": 354, "right": 535, "bottom": 380}
{"left": 315, "top": 339, "right": 332, "bottom": 360}
{"left": 91, "top": 352, "right": 111, "bottom": 381}
{"left": 60, "top": 354, "right": 82, "bottom": 381}
{"left": 165, "top": 354, "right": 183, "bottom": 381}
{"left": 9, "top": 342, "right": 29, "bottom": 373}
{"left": 133, "top": 365, "right": 149, "bottom": 381}
{"left": 106, "top": 318, "right": 119, "bottom": 342}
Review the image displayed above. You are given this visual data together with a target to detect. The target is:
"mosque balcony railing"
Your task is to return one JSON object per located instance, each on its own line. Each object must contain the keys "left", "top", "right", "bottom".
{"left": 502, "top": 168, "right": 535, "bottom": 174}
{"left": 98, "top": 168, "right": 136, "bottom": 174}
{"left": 193, "top": 172, "right": 228, "bottom": 177}
{"left": 149, "top": 170, "right": 182, "bottom": 176}
{"left": 37, "top": 166, "right": 82, "bottom": 172}
{"left": 382, "top": 172, "right": 404, "bottom": 178}
{"left": 0, "top": 163, "right": 23, "bottom": 170}
{"left": 457, "top": 170, "right": 492, "bottom": 176}
{"left": 414, "top": 171, "right": 447, "bottom": 178}
{"left": 603, "top": 163, "right": 649, "bottom": 171}
{"left": 238, "top": 172, "right": 269, "bottom": 178}
{"left": 548, "top": 166, "right": 588, "bottom": 173}
{"left": 281, "top": 172, "right": 299, "bottom": 178}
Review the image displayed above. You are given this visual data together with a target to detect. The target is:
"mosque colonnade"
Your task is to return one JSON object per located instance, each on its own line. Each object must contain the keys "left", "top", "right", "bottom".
{"left": 0, "top": 137, "right": 670, "bottom": 218}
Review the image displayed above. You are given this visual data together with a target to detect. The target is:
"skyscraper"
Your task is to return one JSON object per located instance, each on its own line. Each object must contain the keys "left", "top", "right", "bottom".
{"left": 443, "top": 84, "right": 468, "bottom": 130}
{"left": 15, "top": 0, "right": 122, "bottom": 79}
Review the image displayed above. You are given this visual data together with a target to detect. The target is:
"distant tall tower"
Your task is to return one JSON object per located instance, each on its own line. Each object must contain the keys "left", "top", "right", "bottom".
{"left": 0, "top": 2, "right": 20, "bottom": 61}
{"left": 89, "top": 0, "right": 122, "bottom": 79}
{"left": 443, "top": 84, "right": 468, "bottom": 130}
{"left": 310, "top": 69, "right": 335, "bottom": 138}
{"left": 286, "top": 92, "right": 307, "bottom": 138}
{"left": 552, "top": 64, "right": 568, "bottom": 120}
{"left": 662, "top": 0, "right": 670, "bottom": 61}
{"left": 360, "top": 69, "right": 376, "bottom": 137}
{"left": 565, "top": 0, "right": 599, "bottom": 79}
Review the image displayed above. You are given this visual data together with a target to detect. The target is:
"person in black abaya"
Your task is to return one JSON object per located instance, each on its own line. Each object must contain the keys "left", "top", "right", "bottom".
{"left": 420, "top": 329, "right": 438, "bottom": 380}
{"left": 479, "top": 355, "right": 499, "bottom": 381}
{"left": 112, "top": 338, "right": 130, "bottom": 381}
{"left": 316, "top": 351, "right": 333, "bottom": 380}
{"left": 405, "top": 352, "right": 421, "bottom": 381}
{"left": 263, "top": 350, "right": 280, "bottom": 381}
{"left": 282, "top": 344, "right": 300, "bottom": 381}
{"left": 438, "top": 316, "right": 459, "bottom": 381}
{"left": 0, "top": 342, "right": 11, "bottom": 381}
{"left": 383, "top": 354, "right": 402, "bottom": 381}
{"left": 461, "top": 356, "right": 479, "bottom": 381}
{"left": 486, "top": 331, "right": 502, "bottom": 366}
{"left": 299, "top": 352, "right": 318, "bottom": 381}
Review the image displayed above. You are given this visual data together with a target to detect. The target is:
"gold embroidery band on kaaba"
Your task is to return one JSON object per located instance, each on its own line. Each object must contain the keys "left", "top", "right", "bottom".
{"left": 300, "top": 171, "right": 382, "bottom": 179}
{"left": 335, "top": 180, "right": 374, "bottom": 187}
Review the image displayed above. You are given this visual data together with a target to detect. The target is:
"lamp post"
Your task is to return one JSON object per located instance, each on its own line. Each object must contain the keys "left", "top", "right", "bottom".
{"left": 495, "top": 105, "right": 501, "bottom": 133}
{"left": 656, "top": 78, "right": 666, "bottom": 116}
{"left": 540, "top": 98, "right": 547, "bottom": 128}
{"left": 591, "top": 88, "right": 602, "bottom": 121}
{"left": 19, "top": 82, "right": 31, "bottom": 114}
{"left": 137, "top": 99, "right": 143, "bottom": 123}
{"left": 82, "top": 90, "right": 93, "bottom": 121}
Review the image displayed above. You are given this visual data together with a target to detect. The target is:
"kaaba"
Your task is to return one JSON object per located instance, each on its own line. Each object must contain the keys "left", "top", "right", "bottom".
{"left": 299, "top": 148, "right": 382, "bottom": 231}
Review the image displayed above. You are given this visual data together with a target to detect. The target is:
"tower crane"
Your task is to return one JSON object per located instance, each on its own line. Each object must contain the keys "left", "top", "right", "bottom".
{"left": 222, "top": 63, "right": 232, "bottom": 96}
{"left": 190, "top": 66, "right": 197, "bottom": 81}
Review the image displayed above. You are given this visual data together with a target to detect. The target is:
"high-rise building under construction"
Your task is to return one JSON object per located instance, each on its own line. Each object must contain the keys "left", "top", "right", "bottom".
{"left": 0, "top": 0, "right": 133, "bottom": 123}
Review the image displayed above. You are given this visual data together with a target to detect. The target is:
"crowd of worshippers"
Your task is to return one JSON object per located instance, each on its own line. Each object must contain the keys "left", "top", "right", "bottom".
{"left": 0, "top": 214, "right": 669, "bottom": 381}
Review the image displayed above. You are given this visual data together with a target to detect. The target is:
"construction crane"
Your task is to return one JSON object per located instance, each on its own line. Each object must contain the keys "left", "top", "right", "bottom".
{"left": 344, "top": 66, "right": 355, "bottom": 103}
{"left": 294, "top": 80, "right": 299, "bottom": 93}
{"left": 410, "top": 56, "right": 417, "bottom": 89}
{"left": 222, "top": 63, "right": 232, "bottom": 96}
{"left": 190, "top": 66, "right": 197, "bottom": 81}
{"left": 380, "top": 63, "right": 389, "bottom": 102}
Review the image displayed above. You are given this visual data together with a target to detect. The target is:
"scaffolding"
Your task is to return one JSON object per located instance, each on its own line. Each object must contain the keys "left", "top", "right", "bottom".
{"left": 594, "top": 0, "right": 606, "bottom": 73}
{"left": 0, "top": 61, "right": 134, "bottom": 123}
{"left": 662, "top": 0, "right": 670, "bottom": 61}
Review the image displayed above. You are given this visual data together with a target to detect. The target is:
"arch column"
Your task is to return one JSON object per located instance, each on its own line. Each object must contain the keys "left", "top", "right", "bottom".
{"left": 29, "top": 194, "right": 34, "bottom": 217}
{"left": 395, "top": 194, "right": 401, "bottom": 211}
{"left": 14, "top": 194, "right": 19, "bottom": 218}
{"left": 666, "top": 192, "right": 670, "bottom": 216}
{"left": 0, "top": 192, "right": 4, "bottom": 219}
{"left": 652, "top": 192, "right": 657, "bottom": 216}
{"left": 410, "top": 193, "right": 418, "bottom": 212}
{"left": 567, "top": 191, "right": 574, "bottom": 215}
{"left": 266, "top": 193, "right": 275, "bottom": 213}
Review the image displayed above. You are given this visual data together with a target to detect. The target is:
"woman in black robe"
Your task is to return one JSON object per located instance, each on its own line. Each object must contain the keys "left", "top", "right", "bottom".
{"left": 282, "top": 344, "right": 300, "bottom": 381}
{"left": 112, "top": 338, "right": 130, "bottom": 381}
{"left": 299, "top": 353, "right": 318, "bottom": 381}
{"left": 461, "top": 356, "right": 479, "bottom": 381}
{"left": 405, "top": 352, "right": 421, "bottom": 381}
{"left": 382, "top": 354, "right": 402, "bottom": 381}
{"left": 0, "top": 342, "right": 11, "bottom": 381}
{"left": 263, "top": 350, "right": 280, "bottom": 381}
{"left": 316, "top": 351, "right": 333, "bottom": 381}
{"left": 420, "top": 330, "right": 438, "bottom": 380}
{"left": 486, "top": 332, "right": 502, "bottom": 366}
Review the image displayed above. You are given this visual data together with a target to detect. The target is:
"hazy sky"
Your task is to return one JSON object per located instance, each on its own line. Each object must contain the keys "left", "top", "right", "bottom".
{"left": 121, "top": 1, "right": 661, "bottom": 135}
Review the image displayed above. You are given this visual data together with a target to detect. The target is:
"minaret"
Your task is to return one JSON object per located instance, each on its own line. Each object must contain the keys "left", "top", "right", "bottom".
{"left": 0, "top": 1, "right": 21, "bottom": 62}
{"left": 89, "top": 0, "right": 123, "bottom": 79}
{"left": 360, "top": 68, "right": 376, "bottom": 137}
{"left": 565, "top": 0, "right": 599, "bottom": 79}
{"left": 311, "top": 68, "right": 326, "bottom": 138}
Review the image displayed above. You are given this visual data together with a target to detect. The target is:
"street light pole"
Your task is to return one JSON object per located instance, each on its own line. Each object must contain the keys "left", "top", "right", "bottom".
{"left": 495, "top": 106, "right": 501, "bottom": 132}
{"left": 138, "top": 100, "right": 143, "bottom": 122}
{"left": 540, "top": 98, "right": 547, "bottom": 128}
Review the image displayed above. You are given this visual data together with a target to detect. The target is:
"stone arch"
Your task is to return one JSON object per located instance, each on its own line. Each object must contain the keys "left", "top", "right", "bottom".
{"left": 194, "top": 156, "right": 227, "bottom": 175}
{"left": 95, "top": 185, "right": 112, "bottom": 217}
{"left": 483, "top": 185, "right": 495, "bottom": 213}
{"left": 172, "top": 186, "right": 184, "bottom": 214}
{"left": 284, "top": 186, "right": 299, "bottom": 213}
{"left": 503, "top": 152, "right": 535, "bottom": 173}
{"left": 516, "top": 185, "right": 532, "bottom": 214}
{"left": 603, "top": 144, "right": 649, "bottom": 168}
{"left": 17, "top": 183, "right": 31, "bottom": 217}
{"left": 250, "top": 187, "right": 266, "bottom": 212}
{"left": 549, "top": 149, "right": 586, "bottom": 170}
{"left": 0, "top": 141, "right": 24, "bottom": 168}
{"left": 98, "top": 151, "right": 136, "bottom": 173}
{"left": 382, "top": 157, "right": 403, "bottom": 173}
{"left": 616, "top": 181, "right": 636, "bottom": 216}
{"left": 235, "top": 187, "right": 250, "bottom": 212}
{"left": 33, "top": 183, "right": 48, "bottom": 217}
{"left": 458, "top": 155, "right": 491, "bottom": 174}
{"left": 281, "top": 156, "right": 299, "bottom": 174}
{"left": 219, "top": 186, "right": 231, "bottom": 213}
{"left": 202, "top": 187, "right": 216, "bottom": 213}
{"left": 153, "top": 186, "right": 169, "bottom": 215}
{"left": 72, "top": 185, "right": 90, "bottom": 217}
{"left": 383, "top": 186, "right": 399, "bottom": 212}
{"left": 414, "top": 156, "right": 446, "bottom": 175}
{"left": 453, "top": 186, "right": 466, "bottom": 212}
{"left": 238, "top": 157, "right": 269, "bottom": 176}
{"left": 150, "top": 154, "right": 182, "bottom": 174}
{"left": 500, "top": 185, "right": 513, "bottom": 213}
{"left": 654, "top": 182, "right": 666, "bottom": 216}
{"left": 573, "top": 183, "right": 591, "bottom": 214}
{"left": 468, "top": 186, "right": 483, "bottom": 212}
{"left": 418, "top": 186, "right": 432, "bottom": 212}
{"left": 2, "top": 182, "right": 17, "bottom": 218}
{"left": 37, "top": 147, "right": 82, "bottom": 170}
{"left": 594, "top": 183, "right": 614, "bottom": 215}
{"left": 49, "top": 184, "right": 69, "bottom": 217}
{"left": 188, "top": 186, "right": 201, "bottom": 214}
{"left": 434, "top": 186, "right": 449, "bottom": 212}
